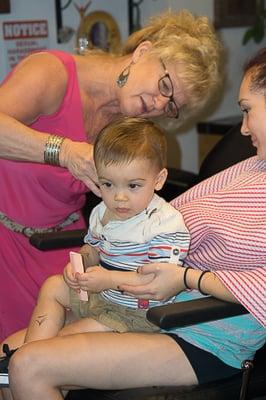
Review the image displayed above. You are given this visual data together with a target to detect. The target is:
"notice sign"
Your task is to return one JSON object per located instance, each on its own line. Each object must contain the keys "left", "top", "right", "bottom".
{"left": 3, "top": 20, "right": 49, "bottom": 70}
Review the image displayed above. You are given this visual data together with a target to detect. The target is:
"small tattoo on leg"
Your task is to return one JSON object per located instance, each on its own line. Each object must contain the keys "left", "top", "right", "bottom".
{"left": 36, "top": 314, "right": 47, "bottom": 326}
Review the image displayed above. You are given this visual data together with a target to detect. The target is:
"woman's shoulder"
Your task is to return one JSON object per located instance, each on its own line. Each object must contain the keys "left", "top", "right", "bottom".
{"left": 0, "top": 51, "right": 71, "bottom": 122}
{"left": 172, "top": 156, "right": 262, "bottom": 209}
{"left": 17, "top": 50, "right": 68, "bottom": 70}
{"left": 14, "top": 51, "right": 73, "bottom": 91}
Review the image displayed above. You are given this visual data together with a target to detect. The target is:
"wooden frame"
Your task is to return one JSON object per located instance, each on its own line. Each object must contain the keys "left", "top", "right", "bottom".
{"left": 0, "top": 0, "right": 10, "bottom": 13}
{"left": 76, "top": 10, "right": 121, "bottom": 53}
{"left": 214, "top": 0, "right": 258, "bottom": 28}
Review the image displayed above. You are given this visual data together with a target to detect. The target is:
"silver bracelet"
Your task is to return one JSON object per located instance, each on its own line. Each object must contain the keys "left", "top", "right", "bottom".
{"left": 44, "top": 135, "right": 65, "bottom": 166}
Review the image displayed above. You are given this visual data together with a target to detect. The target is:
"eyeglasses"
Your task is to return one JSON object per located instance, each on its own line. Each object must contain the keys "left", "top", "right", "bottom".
{"left": 158, "top": 59, "right": 179, "bottom": 119}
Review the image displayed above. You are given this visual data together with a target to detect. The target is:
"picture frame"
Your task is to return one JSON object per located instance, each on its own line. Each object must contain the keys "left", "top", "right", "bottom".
{"left": 214, "top": 0, "right": 258, "bottom": 28}
{"left": 76, "top": 10, "right": 121, "bottom": 53}
{"left": 0, "top": 0, "right": 10, "bottom": 14}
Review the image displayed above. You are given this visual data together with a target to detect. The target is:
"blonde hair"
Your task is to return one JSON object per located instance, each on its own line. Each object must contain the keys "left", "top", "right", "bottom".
{"left": 122, "top": 10, "right": 222, "bottom": 117}
{"left": 94, "top": 117, "right": 167, "bottom": 171}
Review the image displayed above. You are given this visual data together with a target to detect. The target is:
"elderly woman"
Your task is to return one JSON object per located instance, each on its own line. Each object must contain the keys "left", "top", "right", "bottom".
{"left": 0, "top": 49, "right": 265, "bottom": 400}
{"left": 0, "top": 10, "right": 221, "bottom": 341}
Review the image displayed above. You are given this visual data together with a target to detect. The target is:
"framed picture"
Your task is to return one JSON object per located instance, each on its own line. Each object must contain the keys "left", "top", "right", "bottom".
{"left": 0, "top": 0, "right": 10, "bottom": 13}
{"left": 214, "top": 0, "right": 258, "bottom": 28}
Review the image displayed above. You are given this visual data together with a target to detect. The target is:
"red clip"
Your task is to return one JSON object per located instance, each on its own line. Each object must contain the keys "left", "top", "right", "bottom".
{"left": 138, "top": 299, "right": 149, "bottom": 309}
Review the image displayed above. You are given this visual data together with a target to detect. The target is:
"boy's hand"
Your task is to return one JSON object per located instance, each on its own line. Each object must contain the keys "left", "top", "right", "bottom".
{"left": 63, "top": 261, "right": 80, "bottom": 290}
{"left": 76, "top": 266, "right": 111, "bottom": 293}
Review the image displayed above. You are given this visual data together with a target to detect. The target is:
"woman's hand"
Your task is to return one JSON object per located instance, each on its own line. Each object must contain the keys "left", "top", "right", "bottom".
{"left": 119, "top": 263, "right": 185, "bottom": 301}
{"left": 60, "top": 139, "right": 101, "bottom": 196}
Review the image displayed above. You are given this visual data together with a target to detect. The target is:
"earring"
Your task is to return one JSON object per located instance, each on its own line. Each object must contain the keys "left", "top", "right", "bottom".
{"left": 116, "top": 63, "right": 132, "bottom": 88}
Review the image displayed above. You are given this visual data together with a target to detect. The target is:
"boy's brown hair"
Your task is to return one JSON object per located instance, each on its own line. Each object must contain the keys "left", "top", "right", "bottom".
{"left": 94, "top": 117, "right": 167, "bottom": 171}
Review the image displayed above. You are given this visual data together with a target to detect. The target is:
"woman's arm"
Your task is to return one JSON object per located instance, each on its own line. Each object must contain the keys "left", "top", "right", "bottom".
{"left": 119, "top": 263, "right": 239, "bottom": 303}
{"left": 181, "top": 267, "right": 238, "bottom": 302}
{"left": 0, "top": 111, "right": 49, "bottom": 162}
{"left": 0, "top": 53, "right": 100, "bottom": 194}
{"left": 75, "top": 266, "right": 155, "bottom": 294}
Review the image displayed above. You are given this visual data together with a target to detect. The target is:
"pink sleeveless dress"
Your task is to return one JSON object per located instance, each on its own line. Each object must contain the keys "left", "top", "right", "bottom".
{"left": 0, "top": 50, "right": 89, "bottom": 340}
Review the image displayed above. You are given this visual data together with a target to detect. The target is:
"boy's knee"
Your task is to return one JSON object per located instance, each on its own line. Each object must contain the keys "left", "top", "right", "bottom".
{"left": 39, "top": 274, "right": 64, "bottom": 298}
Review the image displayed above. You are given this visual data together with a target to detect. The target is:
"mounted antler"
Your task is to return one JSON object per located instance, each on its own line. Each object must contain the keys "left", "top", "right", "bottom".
{"left": 74, "top": 1, "right": 92, "bottom": 20}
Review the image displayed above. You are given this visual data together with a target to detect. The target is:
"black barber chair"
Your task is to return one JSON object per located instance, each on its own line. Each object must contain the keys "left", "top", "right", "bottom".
{"left": 30, "top": 123, "right": 265, "bottom": 400}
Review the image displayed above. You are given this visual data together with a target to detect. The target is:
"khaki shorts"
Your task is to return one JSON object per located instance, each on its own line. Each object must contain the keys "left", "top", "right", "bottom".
{"left": 69, "top": 289, "right": 159, "bottom": 333}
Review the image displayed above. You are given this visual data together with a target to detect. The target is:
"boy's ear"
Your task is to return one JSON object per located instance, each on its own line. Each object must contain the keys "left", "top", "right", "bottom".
{"left": 155, "top": 168, "right": 168, "bottom": 191}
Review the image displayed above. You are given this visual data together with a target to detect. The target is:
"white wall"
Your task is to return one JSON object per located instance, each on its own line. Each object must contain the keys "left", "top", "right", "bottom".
{"left": 0, "top": 0, "right": 128, "bottom": 78}
{"left": 0, "top": 0, "right": 265, "bottom": 172}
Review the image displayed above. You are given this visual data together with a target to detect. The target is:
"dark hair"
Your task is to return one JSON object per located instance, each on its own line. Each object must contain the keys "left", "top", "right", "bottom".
{"left": 243, "top": 47, "right": 266, "bottom": 94}
{"left": 94, "top": 117, "right": 167, "bottom": 171}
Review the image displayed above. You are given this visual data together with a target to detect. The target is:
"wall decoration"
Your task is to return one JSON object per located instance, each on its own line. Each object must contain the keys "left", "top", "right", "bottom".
{"left": 0, "top": 0, "right": 10, "bottom": 13}
{"left": 128, "top": 0, "right": 143, "bottom": 33}
{"left": 214, "top": 0, "right": 258, "bottom": 28}
{"left": 75, "top": 1, "right": 121, "bottom": 53}
{"left": 242, "top": 1, "right": 265, "bottom": 45}
{"left": 55, "top": 0, "right": 75, "bottom": 43}
{"left": 3, "top": 19, "right": 49, "bottom": 71}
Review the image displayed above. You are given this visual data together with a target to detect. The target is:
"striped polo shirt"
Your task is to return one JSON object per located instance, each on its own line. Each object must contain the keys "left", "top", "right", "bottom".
{"left": 85, "top": 194, "right": 190, "bottom": 309}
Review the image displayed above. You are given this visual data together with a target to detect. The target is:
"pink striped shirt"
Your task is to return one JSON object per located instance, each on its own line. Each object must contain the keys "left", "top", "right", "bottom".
{"left": 171, "top": 156, "right": 266, "bottom": 327}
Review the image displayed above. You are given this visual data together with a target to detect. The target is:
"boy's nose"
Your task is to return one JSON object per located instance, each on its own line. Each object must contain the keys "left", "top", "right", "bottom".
{"left": 114, "top": 191, "right": 128, "bottom": 201}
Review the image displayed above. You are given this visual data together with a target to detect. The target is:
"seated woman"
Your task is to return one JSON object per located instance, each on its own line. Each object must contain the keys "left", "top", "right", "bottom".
{"left": 0, "top": 48, "right": 265, "bottom": 400}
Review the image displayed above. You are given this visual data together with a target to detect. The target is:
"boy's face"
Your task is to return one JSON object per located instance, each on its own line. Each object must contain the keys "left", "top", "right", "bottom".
{"left": 97, "top": 158, "right": 167, "bottom": 220}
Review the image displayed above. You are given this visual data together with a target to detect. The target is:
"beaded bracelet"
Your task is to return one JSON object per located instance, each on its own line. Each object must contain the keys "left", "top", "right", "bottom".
{"left": 44, "top": 134, "right": 65, "bottom": 166}
{"left": 198, "top": 271, "right": 209, "bottom": 296}
{"left": 183, "top": 267, "right": 192, "bottom": 290}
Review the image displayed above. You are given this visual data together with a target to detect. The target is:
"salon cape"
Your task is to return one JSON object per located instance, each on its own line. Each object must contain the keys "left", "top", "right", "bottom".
{"left": 172, "top": 156, "right": 266, "bottom": 328}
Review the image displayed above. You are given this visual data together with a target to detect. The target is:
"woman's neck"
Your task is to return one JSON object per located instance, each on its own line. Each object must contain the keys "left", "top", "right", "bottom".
{"left": 74, "top": 53, "right": 127, "bottom": 139}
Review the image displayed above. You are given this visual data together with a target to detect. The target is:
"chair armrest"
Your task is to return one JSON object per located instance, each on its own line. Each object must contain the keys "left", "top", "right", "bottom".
{"left": 29, "top": 229, "right": 87, "bottom": 250}
{"left": 146, "top": 297, "right": 248, "bottom": 329}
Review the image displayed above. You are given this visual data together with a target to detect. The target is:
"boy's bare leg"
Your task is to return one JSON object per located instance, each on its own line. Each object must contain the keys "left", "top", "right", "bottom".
{"left": 25, "top": 275, "right": 70, "bottom": 342}
{"left": 58, "top": 317, "right": 113, "bottom": 336}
